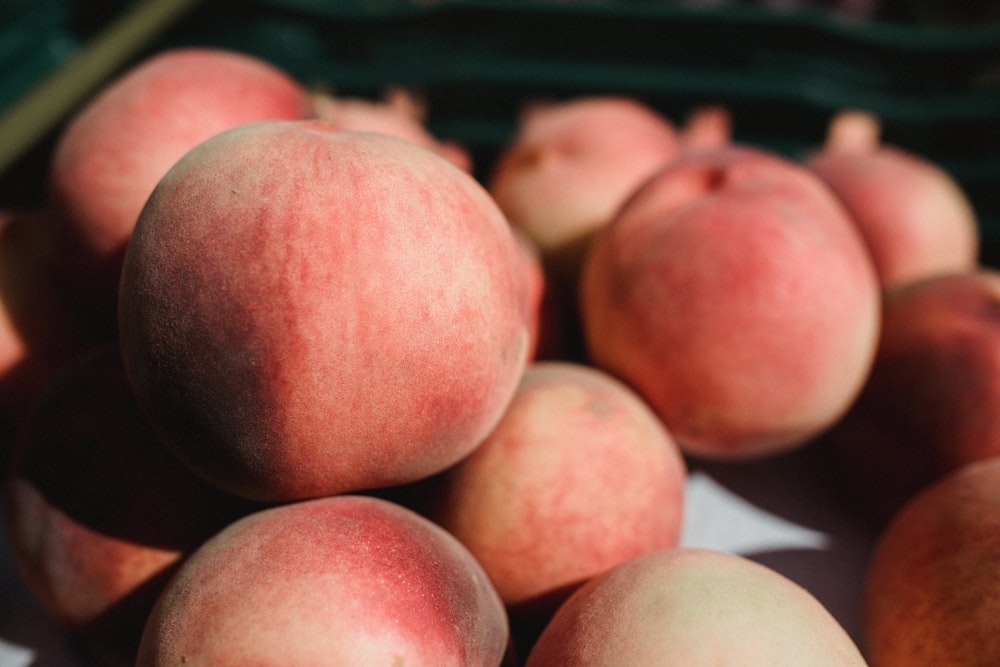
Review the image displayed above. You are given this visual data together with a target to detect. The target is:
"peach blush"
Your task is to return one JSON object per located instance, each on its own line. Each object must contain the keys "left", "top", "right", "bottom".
{"left": 118, "top": 121, "right": 531, "bottom": 502}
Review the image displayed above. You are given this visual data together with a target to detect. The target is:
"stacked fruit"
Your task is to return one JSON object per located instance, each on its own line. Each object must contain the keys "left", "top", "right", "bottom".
{"left": 0, "top": 46, "right": 992, "bottom": 666}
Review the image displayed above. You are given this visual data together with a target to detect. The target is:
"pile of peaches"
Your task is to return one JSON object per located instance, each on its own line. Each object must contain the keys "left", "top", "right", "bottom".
{"left": 0, "top": 46, "right": 996, "bottom": 666}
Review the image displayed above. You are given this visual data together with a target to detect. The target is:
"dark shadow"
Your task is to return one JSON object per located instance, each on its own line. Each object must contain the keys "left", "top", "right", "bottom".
{"left": 506, "top": 579, "right": 586, "bottom": 663}
{"left": 3, "top": 344, "right": 268, "bottom": 665}
{"left": 7, "top": 344, "right": 265, "bottom": 549}
{"left": 745, "top": 546, "right": 875, "bottom": 650}
{"left": 684, "top": 439, "right": 885, "bottom": 544}
{"left": 0, "top": 209, "right": 115, "bottom": 466}
{"left": 78, "top": 562, "right": 182, "bottom": 667}
{"left": 0, "top": 518, "right": 91, "bottom": 667}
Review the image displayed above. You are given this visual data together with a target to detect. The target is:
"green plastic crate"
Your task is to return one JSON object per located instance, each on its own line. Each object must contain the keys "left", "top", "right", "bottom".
{"left": 2, "top": 0, "right": 999, "bottom": 252}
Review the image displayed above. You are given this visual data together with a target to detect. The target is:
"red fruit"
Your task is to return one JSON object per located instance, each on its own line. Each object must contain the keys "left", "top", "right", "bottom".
{"left": 488, "top": 95, "right": 682, "bottom": 286}
{"left": 47, "top": 47, "right": 314, "bottom": 328}
{"left": 525, "top": 548, "right": 867, "bottom": 666}
{"left": 136, "top": 495, "right": 510, "bottom": 666}
{"left": 430, "top": 361, "right": 686, "bottom": 649}
{"left": 805, "top": 109, "right": 979, "bottom": 290}
{"left": 580, "top": 145, "right": 881, "bottom": 459}
{"left": 822, "top": 269, "right": 1000, "bottom": 522}
{"left": 118, "top": 120, "right": 531, "bottom": 502}
{"left": 863, "top": 458, "right": 1000, "bottom": 665}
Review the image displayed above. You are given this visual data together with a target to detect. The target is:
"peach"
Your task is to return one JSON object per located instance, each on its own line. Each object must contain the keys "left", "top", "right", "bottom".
{"left": 1, "top": 343, "right": 260, "bottom": 665}
{"left": 136, "top": 494, "right": 509, "bottom": 666}
{"left": 118, "top": 121, "right": 531, "bottom": 502}
{"left": 430, "top": 361, "right": 686, "bottom": 648}
{"left": 820, "top": 269, "right": 1000, "bottom": 523}
{"left": 312, "top": 86, "right": 473, "bottom": 171}
{"left": 805, "top": 109, "right": 979, "bottom": 290}
{"left": 863, "top": 458, "right": 1000, "bottom": 665}
{"left": 46, "top": 47, "right": 314, "bottom": 332}
{"left": 488, "top": 95, "right": 682, "bottom": 286}
{"left": 525, "top": 547, "right": 867, "bottom": 666}
{"left": 579, "top": 144, "right": 881, "bottom": 459}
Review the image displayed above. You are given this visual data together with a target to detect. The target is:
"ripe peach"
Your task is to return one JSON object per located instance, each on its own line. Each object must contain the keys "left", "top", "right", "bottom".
{"left": 312, "top": 86, "right": 473, "bottom": 171}
{"left": 118, "top": 121, "right": 531, "bottom": 502}
{"left": 47, "top": 47, "right": 314, "bottom": 332}
{"left": 430, "top": 361, "right": 686, "bottom": 648}
{"left": 805, "top": 109, "right": 979, "bottom": 290}
{"left": 1, "top": 343, "right": 259, "bottom": 665}
{"left": 821, "top": 269, "right": 1000, "bottom": 523}
{"left": 136, "top": 494, "right": 509, "bottom": 666}
{"left": 488, "top": 95, "right": 682, "bottom": 286}
{"left": 525, "top": 547, "right": 867, "bottom": 666}
{"left": 863, "top": 458, "right": 1000, "bottom": 665}
{"left": 580, "top": 145, "right": 881, "bottom": 459}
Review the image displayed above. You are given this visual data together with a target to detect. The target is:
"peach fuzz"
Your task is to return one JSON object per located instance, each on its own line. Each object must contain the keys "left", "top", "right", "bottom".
{"left": 863, "top": 458, "right": 1000, "bottom": 665}
{"left": 488, "top": 95, "right": 682, "bottom": 286}
{"left": 525, "top": 548, "right": 867, "bottom": 666}
{"left": 579, "top": 144, "right": 881, "bottom": 459}
{"left": 118, "top": 120, "right": 531, "bottom": 502}
{"left": 820, "top": 269, "right": 1000, "bottom": 523}
{"left": 805, "top": 109, "right": 979, "bottom": 290}
{"left": 2, "top": 343, "right": 260, "bottom": 665}
{"left": 136, "top": 495, "right": 509, "bottom": 666}
{"left": 429, "top": 362, "right": 686, "bottom": 645}
{"left": 46, "top": 47, "right": 314, "bottom": 331}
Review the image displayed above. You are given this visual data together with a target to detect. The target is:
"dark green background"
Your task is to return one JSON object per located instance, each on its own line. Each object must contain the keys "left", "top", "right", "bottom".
{"left": 2, "top": 0, "right": 999, "bottom": 257}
